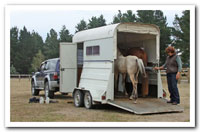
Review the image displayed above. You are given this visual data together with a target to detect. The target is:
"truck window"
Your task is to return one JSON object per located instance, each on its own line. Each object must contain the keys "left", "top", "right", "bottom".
{"left": 56, "top": 60, "right": 60, "bottom": 72}
{"left": 40, "top": 63, "right": 45, "bottom": 71}
{"left": 44, "top": 61, "right": 50, "bottom": 70}
{"left": 48, "top": 60, "right": 57, "bottom": 70}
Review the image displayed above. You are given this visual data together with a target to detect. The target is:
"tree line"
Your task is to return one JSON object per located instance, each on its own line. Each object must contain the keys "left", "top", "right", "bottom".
{"left": 10, "top": 10, "right": 190, "bottom": 74}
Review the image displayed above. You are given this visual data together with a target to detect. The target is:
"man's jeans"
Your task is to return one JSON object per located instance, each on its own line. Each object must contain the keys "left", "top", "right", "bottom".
{"left": 167, "top": 73, "right": 180, "bottom": 104}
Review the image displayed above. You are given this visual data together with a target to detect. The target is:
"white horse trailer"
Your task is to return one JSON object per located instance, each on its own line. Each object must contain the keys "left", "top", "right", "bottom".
{"left": 60, "top": 23, "right": 183, "bottom": 114}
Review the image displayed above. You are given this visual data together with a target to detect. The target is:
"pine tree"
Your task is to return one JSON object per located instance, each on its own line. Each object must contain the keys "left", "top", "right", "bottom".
{"left": 122, "top": 10, "right": 136, "bottom": 22}
{"left": 136, "top": 10, "right": 155, "bottom": 24}
{"left": 136, "top": 10, "right": 172, "bottom": 64}
{"left": 59, "top": 25, "right": 72, "bottom": 42}
{"left": 88, "top": 15, "right": 106, "bottom": 29}
{"left": 112, "top": 10, "right": 123, "bottom": 23}
{"left": 44, "top": 29, "right": 59, "bottom": 59}
{"left": 31, "top": 31, "right": 44, "bottom": 54}
{"left": 31, "top": 50, "right": 45, "bottom": 72}
{"left": 75, "top": 19, "right": 87, "bottom": 32}
{"left": 16, "top": 26, "right": 33, "bottom": 74}
{"left": 10, "top": 27, "right": 19, "bottom": 69}
{"left": 112, "top": 10, "right": 136, "bottom": 24}
{"left": 98, "top": 15, "right": 106, "bottom": 26}
{"left": 10, "top": 64, "right": 18, "bottom": 74}
{"left": 172, "top": 10, "right": 190, "bottom": 67}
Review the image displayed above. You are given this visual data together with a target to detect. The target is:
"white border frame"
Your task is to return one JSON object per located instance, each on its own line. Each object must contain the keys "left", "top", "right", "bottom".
{"left": 5, "top": 5, "right": 195, "bottom": 127}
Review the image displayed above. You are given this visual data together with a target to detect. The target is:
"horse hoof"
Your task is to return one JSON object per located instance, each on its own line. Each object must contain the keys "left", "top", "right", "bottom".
{"left": 129, "top": 96, "right": 133, "bottom": 100}
{"left": 134, "top": 101, "right": 137, "bottom": 104}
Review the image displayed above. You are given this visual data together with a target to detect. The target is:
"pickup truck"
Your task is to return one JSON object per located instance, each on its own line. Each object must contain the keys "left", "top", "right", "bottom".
{"left": 31, "top": 58, "right": 60, "bottom": 98}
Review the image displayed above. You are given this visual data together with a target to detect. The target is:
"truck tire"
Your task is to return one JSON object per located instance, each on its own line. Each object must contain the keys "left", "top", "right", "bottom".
{"left": 31, "top": 81, "right": 39, "bottom": 96}
{"left": 73, "top": 90, "right": 84, "bottom": 107}
{"left": 84, "top": 91, "right": 93, "bottom": 109}
{"left": 44, "top": 82, "right": 54, "bottom": 99}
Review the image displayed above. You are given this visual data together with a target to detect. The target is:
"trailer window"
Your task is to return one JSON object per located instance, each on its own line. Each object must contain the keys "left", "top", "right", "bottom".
{"left": 86, "top": 47, "right": 92, "bottom": 55}
{"left": 86, "top": 46, "right": 100, "bottom": 56}
{"left": 93, "top": 46, "right": 99, "bottom": 55}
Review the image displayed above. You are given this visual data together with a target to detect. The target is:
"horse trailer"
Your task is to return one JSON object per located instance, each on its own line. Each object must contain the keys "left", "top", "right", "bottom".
{"left": 60, "top": 23, "right": 183, "bottom": 114}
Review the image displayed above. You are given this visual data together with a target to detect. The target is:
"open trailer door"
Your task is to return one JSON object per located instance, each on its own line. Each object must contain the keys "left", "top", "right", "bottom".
{"left": 60, "top": 42, "right": 77, "bottom": 93}
{"left": 108, "top": 98, "right": 184, "bottom": 115}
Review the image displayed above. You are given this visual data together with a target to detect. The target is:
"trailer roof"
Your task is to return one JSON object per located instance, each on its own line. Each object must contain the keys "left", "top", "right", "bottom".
{"left": 73, "top": 23, "right": 160, "bottom": 43}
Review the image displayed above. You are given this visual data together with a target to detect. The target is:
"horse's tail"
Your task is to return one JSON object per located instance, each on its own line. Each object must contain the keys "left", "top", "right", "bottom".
{"left": 136, "top": 58, "right": 147, "bottom": 77}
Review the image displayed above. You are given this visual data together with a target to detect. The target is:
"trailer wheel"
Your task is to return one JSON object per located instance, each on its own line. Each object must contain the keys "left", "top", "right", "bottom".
{"left": 44, "top": 82, "right": 54, "bottom": 99}
{"left": 31, "top": 81, "right": 39, "bottom": 96}
{"left": 84, "top": 91, "right": 93, "bottom": 109}
{"left": 74, "top": 90, "right": 84, "bottom": 107}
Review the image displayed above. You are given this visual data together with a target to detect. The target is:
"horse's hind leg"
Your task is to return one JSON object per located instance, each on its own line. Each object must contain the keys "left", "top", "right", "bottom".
{"left": 129, "top": 74, "right": 138, "bottom": 103}
{"left": 134, "top": 82, "right": 138, "bottom": 104}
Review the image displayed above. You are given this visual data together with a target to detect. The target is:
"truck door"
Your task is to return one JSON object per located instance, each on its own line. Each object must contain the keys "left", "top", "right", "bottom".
{"left": 36, "top": 62, "right": 46, "bottom": 88}
{"left": 60, "top": 42, "right": 77, "bottom": 93}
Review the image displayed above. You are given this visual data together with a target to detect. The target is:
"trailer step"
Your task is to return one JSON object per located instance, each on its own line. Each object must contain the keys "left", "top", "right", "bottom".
{"left": 107, "top": 98, "right": 184, "bottom": 115}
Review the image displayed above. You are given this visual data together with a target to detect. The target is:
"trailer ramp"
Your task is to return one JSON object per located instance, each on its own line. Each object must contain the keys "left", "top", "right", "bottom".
{"left": 107, "top": 98, "right": 184, "bottom": 115}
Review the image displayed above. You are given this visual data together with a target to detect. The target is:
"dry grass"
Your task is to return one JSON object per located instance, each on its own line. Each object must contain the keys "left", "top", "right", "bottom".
{"left": 10, "top": 77, "right": 190, "bottom": 122}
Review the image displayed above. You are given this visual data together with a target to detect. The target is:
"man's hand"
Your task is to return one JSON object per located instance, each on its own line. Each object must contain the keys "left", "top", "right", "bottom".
{"left": 176, "top": 72, "right": 181, "bottom": 80}
{"left": 154, "top": 67, "right": 160, "bottom": 70}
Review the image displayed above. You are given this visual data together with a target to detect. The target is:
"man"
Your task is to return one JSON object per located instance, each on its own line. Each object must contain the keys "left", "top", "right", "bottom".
{"left": 154, "top": 46, "right": 182, "bottom": 105}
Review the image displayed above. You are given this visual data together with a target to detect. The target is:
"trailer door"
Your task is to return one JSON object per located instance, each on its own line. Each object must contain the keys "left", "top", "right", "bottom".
{"left": 60, "top": 42, "right": 77, "bottom": 93}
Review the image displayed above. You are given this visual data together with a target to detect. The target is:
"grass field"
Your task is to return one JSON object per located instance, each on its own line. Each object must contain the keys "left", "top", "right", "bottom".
{"left": 10, "top": 77, "right": 190, "bottom": 122}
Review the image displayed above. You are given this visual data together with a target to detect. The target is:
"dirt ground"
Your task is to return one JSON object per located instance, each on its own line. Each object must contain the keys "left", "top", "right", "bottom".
{"left": 10, "top": 77, "right": 190, "bottom": 122}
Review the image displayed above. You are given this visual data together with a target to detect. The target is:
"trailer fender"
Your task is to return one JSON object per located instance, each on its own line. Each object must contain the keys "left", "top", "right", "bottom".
{"left": 73, "top": 88, "right": 86, "bottom": 97}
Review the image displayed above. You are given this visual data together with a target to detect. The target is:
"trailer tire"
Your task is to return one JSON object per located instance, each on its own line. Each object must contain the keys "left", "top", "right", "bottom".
{"left": 31, "top": 81, "right": 39, "bottom": 96}
{"left": 84, "top": 91, "right": 93, "bottom": 109}
{"left": 44, "top": 82, "right": 54, "bottom": 99}
{"left": 74, "top": 90, "right": 84, "bottom": 107}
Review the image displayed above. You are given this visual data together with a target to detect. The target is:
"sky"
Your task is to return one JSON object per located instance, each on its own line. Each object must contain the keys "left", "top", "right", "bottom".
{"left": 10, "top": 7, "right": 183, "bottom": 41}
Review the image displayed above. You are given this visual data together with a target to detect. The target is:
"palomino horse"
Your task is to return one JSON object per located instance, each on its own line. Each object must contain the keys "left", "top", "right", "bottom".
{"left": 127, "top": 48, "right": 149, "bottom": 97}
{"left": 114, "top": 48, "right": 146, "bottom": 103}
